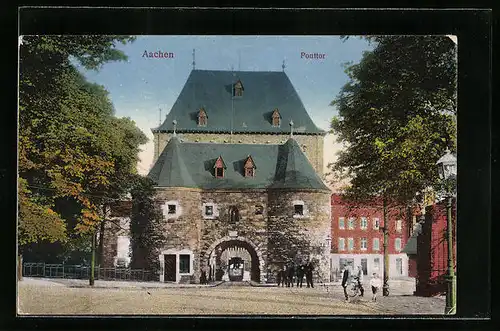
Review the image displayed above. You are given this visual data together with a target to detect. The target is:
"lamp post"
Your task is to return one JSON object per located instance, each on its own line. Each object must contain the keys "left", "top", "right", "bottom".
{"left": 436, "top": 149, "right": 457, "bottom": 315}
{"left": 379, "top": 199, "right": 390, "bottom": 296}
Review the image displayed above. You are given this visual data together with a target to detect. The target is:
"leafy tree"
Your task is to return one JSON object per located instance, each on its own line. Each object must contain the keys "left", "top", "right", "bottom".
{"left": 18, "top": 35, "right": 146, "bottom": 263}
{"left": 330, "top": 35, "right": 457, "bottom": 209}
{"left": 129, "top": 176, "right": 166, "bottom": 277}
{"left": 329, "top": 36, "right": 457, "bottom": 293}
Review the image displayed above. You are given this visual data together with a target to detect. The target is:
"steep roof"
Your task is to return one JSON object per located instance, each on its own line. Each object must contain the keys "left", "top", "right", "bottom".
{"left": 153, "top": 70, "right": 325, "bottom": 135}
{"left": 147, "top": 137, "right": 329, "bottom": 191}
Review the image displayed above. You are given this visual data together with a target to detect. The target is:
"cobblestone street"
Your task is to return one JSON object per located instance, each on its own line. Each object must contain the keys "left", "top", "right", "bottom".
{"left": 18, "top": 278, "right": 445, "bottom": 315}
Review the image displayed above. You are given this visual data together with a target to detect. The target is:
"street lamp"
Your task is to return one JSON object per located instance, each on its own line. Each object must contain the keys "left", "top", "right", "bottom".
{"left": 436, "top": 149, "right": 457, "bottom": 315}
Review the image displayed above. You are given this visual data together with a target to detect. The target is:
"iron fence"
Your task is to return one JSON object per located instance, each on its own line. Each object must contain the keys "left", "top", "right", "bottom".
{"left": 22, "top": 263, "right": 157, "bottom": 282}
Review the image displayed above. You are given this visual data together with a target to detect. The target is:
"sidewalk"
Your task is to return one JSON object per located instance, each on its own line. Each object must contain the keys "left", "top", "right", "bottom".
{"left": 18, "top": 277, "right": 224, "bottom": 289}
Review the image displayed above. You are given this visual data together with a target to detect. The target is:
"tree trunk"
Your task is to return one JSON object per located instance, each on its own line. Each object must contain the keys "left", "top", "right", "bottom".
{"left": 18, "top": 254, "right": 23, "bottom": 281}
{"left": 382, "top": 197, "right": 390, "bottom": 296}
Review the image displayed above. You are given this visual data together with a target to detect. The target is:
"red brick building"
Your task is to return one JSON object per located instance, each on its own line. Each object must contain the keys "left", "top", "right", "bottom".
{"left": 404, "top": 199, "right": 456, "bottom": 296}
{"left": 330, "top": 193, "right": 412, "bottom": 280}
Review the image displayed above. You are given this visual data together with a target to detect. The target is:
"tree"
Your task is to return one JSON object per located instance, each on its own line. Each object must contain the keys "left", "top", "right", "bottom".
{"left": 129, "top": 176, "right": 166, "bottom": 278}
{"left": 329, "top": 36, "right": 457, "bottom": 295}
{"left": 18, "top": 35, "right": 146, "bottom": 269}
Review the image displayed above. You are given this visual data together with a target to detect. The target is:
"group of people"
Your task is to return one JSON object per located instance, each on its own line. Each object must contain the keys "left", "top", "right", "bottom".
{"left": 341, "top": 264, "right": 382, "bottom": 302}
{"left": 276, "top": 261, "right": 315, "bottom": 288}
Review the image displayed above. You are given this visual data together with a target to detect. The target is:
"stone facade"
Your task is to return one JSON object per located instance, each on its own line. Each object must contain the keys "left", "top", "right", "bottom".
{"left": 150, "top": 187, "right": 331, "bottom": 284}
{"left": 101, "top": 216, "right": 131, "bottom": 268}
{"left": 153, "top": 132, "right": 325, "bottom": 176}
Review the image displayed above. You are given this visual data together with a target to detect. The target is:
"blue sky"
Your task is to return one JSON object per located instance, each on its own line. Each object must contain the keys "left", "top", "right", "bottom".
{"left": 77, "top": 35, "right": 373, "bottom": 175}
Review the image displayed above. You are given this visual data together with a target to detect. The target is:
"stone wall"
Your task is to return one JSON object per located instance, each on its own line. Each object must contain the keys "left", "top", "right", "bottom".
{"left": 101, "top": 217, "right": 130, "bottom": 268}
{"left": 153, "top": 132, "right": 325, "bottom": 176}
{"left": 267, "top": 190, "right": 332, "bottom": 283}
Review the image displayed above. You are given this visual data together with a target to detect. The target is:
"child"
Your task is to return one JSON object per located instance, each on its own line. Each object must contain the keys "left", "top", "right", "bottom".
{"left": 369, "top": 273, "right": 382, "bottom": 302}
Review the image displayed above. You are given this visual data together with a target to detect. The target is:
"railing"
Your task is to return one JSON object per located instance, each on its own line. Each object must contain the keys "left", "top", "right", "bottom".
{"left": 22, "top": 263, "right": 157, "bottom": 282}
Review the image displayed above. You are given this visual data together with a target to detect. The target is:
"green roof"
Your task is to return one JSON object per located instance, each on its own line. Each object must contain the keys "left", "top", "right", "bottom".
{"left": 148, "top": 137, "right": 329, "bottom": 191}
{"left": 153, "top": 70, "right": 325, "bottom": 135}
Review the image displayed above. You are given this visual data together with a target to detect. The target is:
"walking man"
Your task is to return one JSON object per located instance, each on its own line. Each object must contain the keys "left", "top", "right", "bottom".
{"left": 286, "top": 264, "right": 295, "bottom": 287}
{"left": 341, "top": 264, "right": 351, "bottom": 302}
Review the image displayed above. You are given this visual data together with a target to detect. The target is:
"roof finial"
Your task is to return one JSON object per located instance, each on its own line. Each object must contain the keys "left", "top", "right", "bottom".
{"left": 289, "top": 119, "right": 294, "bottom": 137}
{"left": 173, "top": 119, "right": 177, "bottom": 136}
{"left": 192, "top": 49, "right": 196, "bottom": 70}
{"left": 282, "top": 59, "right": 286, "bottom": 72}
{"left": 159, "top": 107, "right": 162, "bottom": 126}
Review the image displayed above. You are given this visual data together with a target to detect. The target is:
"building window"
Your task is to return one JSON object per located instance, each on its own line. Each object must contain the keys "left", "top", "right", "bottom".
{"left": 338, "top": 238, "right": 345, "bottom": 251}
{"left": 229, "top": 206, "right": 239, "bottom": 223}
{"left": 294, "top": 204, "right": 304, "bottom": 216}
{"left": 373, "top": 218, "right": 380, "bottom": 230}
{"left": 271, "top": 108, "right": 281, "bottom": 127}
{"left": 179, "top": 254, "right": 190, "bottom": 273}
{"left": 347, "top": 238, "right": 354, "bottom": 251}
{"left": 234, "top": 80, "right": 244, "bottom": 97}
{"left": 198, "top": 108, "right": 207, "bottom": 127}
{"left": 396, "top": 220, "right": 402, "bottom": 233}
{"left": 360, "top": 217, "right": 368, "bottom": 230}
{"left": 339, "top": 258, "right": 354, "bottom": 269}
{"left": 373, "top": 238, "right": 380, "bottom": 251}
{"left": 396, "top": 258, "right": 403, "bottom": 275}
{"left": 214, "top": 156, "right": 226, "bottom": 178}
{"left": 348, "top": 218, "right": 355, "bottom": 229}
{"left": 395, "top": 238, "right": 402, "bottom": 252}
{"left": 361, "top": 258, "right": 368, "bottom": 275}
{"left": 338, "top": 217, "right": 345, "bottom": 229}
{"left": 244, "top": 155, "right": 256, "bottom": 177}
{"left": 360, "top": 237, "right": 367, "bottom": 250}
{"left": 205, "top": 205, "right": 214, "bottom": 216}
{"left": 373, "top": 257, "right": 380, "bottom": 271}
{"left": 167, "top": 204, "right": 176, "bottom": 215}
{"left": 255, "top": 205, "right": 264, "bottom": 215}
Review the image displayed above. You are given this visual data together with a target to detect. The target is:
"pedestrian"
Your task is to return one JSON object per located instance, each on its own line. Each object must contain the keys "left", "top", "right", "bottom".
{"left": 370, "top": 273, "right": 382, "bottom": 302}
{"left": 200, "top": 270, "right": 207, "bottom": 284}
{"left": 354, "top": 265, "right": 365, "bottom": 297}
{"left": 296, "top": 264, "right": 305, "bottom": 288}
{"left": 280, "top": 266, "right": 286, "bottom": 287}
{"left": 305, "top": 261, "right": 314, "bottom": 288}
{"left": 341, "top": 264, "right": 351, "bottom": 302}
{"left": 286, "top": 264, "right": 295, "bottom": 287}
{"left": 276, "top": 268, "right": 282, "bottom": 286}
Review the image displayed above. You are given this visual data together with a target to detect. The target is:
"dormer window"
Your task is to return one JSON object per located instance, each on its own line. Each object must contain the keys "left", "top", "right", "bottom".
{"left": 214, "top": 156, "right": 226, "bottom": 178}
{"left": 198, "top": 108, "right": 207, "bottom": 127}
{"left": 271, "top": 108, "right": 281, "bottom": 127}
{"left": 244, "top": 155, "right": 256, "bottom": 177}
{"left": 233, "top": 80, "right": 244, "bottom": 97}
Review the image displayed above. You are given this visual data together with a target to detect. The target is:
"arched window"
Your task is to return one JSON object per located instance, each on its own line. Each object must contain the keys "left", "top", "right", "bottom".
{"left": 229, "top": 206, "right": 239, "bottom": 223}
{"left": 271, "top": 108, "right": 281, "bottom": 127}
{"left": 214, "top": 155, "right": 226, "bottom": 178}
{"left": 198, "top": 108, "right": 207, "bottom": 126}
{"left": 244, "top": 155, "right": 256, "bottom": 177}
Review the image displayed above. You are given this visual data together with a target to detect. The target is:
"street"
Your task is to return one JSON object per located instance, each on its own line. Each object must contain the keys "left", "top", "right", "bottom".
{"left": 17, "top": 278, "right": 445, "bottom": 315}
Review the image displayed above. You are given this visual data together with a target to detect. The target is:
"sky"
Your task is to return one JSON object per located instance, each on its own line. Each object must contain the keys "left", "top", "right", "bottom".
{"left": 77, "top": 35, "right": 373, "bottom": 179}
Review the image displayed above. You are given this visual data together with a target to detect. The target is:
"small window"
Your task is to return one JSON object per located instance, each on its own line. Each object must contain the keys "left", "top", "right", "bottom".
{"left": 245, "top": 167, "right": 254, "bottom": 177}
{"left": 294, "top": 204, "right": 304, "bottom": 216}
{"left": 167, "top": 204, "right": 176, "bottom": 214}
{"left": 338, "top": 238, "right": 345, "bottom": 251}
{"left": 360, "top": 217, "right": 368, "bottom": 230}
{"left": 255, "top": 205, "right": 263, "bottom": 215}
{"left": 215, "top": 167, "right": 224, "bottom": 178}
{"left": 179, "top": 254, "right": 190, "bottom": 273}
{"left": 348, "top": 218, "right": 355, "bottom": 229}
{"left": 396, "top": 220, "right": 402, "bottom": 233}
{"left": 360, "top": 237, "right": 367, "bottom": 250}
{"left": 347, "top": 238, "right": 354, "bottom": 251}
{"left": 373, "top": 218, "right": 380, "bottom": 230}
{"left": 395, "top": 258, "right": 403, "bottom": 275}
{"left": 205, "top": 205, "right": 214, "bottom": 216}
{"left": 271, "top": 108, "right": 281, "bottom": 127}
{"left": 373, "top": 238, "right": 380, "bottom": 251}
{"left": 338, "top": 217, "right": 345, "bottom": 229}
{"left": 229, "top": 206, "right": 239, "bottom": 223}
{"left": 395, "top": 238, "right": 402, "bottom": 252}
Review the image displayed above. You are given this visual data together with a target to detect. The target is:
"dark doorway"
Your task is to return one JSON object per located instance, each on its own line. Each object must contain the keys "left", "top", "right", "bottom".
{"left": 208, "top": 239, "right": 260, "bottom": 282}
{"left": 361, "top": 258, "right": 368, "bottom": 275}
{"left": 164, "top": 254, "right": 176, "bottom": 282}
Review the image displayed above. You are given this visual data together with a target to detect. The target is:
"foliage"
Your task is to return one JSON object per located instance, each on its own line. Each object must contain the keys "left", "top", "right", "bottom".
{"left": 18, "top": 35, "right": 146, "bottom": 253}
{"left": 329, "top": 36, "right": 457, "bottom": 208}
{"left": 129, "top": 176, "right": 167, "bottom": 274}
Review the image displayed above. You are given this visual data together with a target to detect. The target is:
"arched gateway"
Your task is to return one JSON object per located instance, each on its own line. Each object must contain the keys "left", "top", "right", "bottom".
{"left": 204, "top": 236, "right": 264, "bottom": 283}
